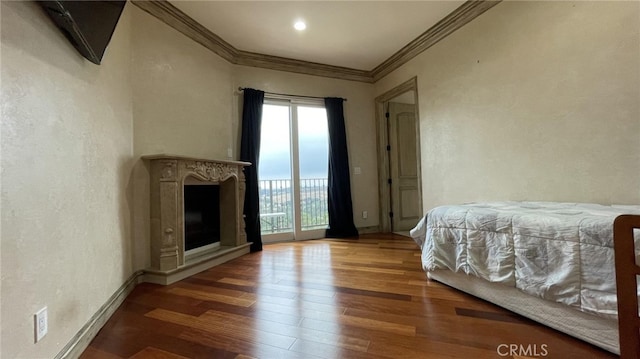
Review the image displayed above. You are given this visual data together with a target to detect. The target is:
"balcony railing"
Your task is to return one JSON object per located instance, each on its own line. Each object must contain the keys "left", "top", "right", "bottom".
{"left": 258, "top": 178, "right": 328, "bottom": 234}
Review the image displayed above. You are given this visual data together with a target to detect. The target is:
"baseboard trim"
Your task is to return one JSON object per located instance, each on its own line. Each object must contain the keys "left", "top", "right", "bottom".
{"left": 357, "top": 225, "right": 381, "bottom": 234}
{"left": 54, "top": 271, "right": 144, "bottom": 359}
{"left": 54, "top": 244, "right": 253, "bottom": 357}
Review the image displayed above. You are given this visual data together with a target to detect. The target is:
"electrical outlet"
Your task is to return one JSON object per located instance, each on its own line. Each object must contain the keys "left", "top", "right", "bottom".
{"left": 34, "top": 307, "right": 48, "bottom": 343}
{"left": 227, "top": 148, "right": 233, "bottom": 158}
{"left": 362, "top": 211, "right": 368, "bottom": 219}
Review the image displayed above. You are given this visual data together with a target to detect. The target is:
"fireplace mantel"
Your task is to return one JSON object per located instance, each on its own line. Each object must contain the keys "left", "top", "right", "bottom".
{"left": 142, "top": 154, "right": 251, "bottom": 284}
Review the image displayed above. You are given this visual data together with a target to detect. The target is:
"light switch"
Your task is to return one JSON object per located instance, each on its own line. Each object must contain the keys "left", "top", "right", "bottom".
{"left": 354, "top": 167, "right": 361, "bottom": 175}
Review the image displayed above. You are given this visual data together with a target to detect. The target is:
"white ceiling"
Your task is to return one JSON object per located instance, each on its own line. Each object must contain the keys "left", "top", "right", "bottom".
{"left": 168, "top": 1, "right": 466, "bottom": 70}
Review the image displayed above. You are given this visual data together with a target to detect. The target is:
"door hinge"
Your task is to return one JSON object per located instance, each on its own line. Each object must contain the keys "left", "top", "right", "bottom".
{"left": 385, "top": 112, "right": 390, "bottom": 119}
{"left": 386, "top": 145, "right": 391, "bottom": 151}
{"left": 389, "top": 211, "right": 394, "bottom": 218}
{"left": 388, "top": 178, "right": 392, "bottom": 184}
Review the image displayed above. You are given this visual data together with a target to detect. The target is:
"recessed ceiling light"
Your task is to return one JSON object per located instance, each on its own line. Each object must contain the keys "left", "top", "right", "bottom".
{"left": 294, "top": 20, "right": 306, "bottom": 31}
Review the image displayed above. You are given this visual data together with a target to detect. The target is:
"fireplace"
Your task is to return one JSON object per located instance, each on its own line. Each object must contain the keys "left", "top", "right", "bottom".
{"left": 184, "top": 184, "right": 220, "bottom": 251}
{"left": 142, "top": 154, "right": 251, "bottom": 285}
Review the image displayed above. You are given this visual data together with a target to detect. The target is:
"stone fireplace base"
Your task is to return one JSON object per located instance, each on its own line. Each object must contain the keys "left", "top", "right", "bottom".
{"left": 142, "top": 154, "right": 251, "bottom": 285}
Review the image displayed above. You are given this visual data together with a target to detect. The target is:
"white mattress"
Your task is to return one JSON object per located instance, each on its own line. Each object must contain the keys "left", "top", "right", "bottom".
{"left": 411, "top": 201, "right": 640, "bottom": 319}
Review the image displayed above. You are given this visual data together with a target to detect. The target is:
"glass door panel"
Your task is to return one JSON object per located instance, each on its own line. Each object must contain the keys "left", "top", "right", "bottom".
{"left": 258, "top": 101, "right": 329, "bottom": 242}
{"left": 297, "top": 106, "right": 329, "bottom": 238}
{"left": 258, "top": 103, "right": 293, "bottom": 241}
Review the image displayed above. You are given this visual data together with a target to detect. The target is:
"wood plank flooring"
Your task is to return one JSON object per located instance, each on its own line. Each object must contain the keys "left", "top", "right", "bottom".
{"left": 81, "top": 234, "right": 616, "bottom": 359}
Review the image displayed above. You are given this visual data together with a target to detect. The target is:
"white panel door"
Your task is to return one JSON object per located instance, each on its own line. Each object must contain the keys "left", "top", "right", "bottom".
{"left": 388, "top": 102, "right": 421, "bottom": 231}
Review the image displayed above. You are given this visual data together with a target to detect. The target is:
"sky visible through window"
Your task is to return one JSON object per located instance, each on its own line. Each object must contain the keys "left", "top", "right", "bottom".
{"left": 259, "top": 104, "right": 329, "bottom": 181}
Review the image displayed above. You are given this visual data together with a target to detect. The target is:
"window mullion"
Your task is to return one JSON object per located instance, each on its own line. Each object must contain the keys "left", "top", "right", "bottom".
{"left": 290, "top": 104, "right": 302, "bottom": 239}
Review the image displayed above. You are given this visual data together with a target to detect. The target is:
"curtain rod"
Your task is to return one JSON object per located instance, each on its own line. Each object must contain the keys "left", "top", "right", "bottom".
{"left": 238, "top": 87, "right": 346, "bottom": 102}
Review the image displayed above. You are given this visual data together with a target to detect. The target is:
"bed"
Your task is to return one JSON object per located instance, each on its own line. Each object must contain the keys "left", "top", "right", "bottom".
{"left": 409, "top": 201, "right": 640, "bottom": 354}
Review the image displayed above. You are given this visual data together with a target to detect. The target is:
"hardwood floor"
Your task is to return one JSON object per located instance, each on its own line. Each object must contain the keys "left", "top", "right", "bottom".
{"left": 81, "top": 234, "right": 616, "bottom": 359}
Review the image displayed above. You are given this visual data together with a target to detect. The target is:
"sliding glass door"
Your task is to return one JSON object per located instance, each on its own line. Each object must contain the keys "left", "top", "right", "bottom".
{"left": 258, "top": 99, "right": 329, "bottom": 242}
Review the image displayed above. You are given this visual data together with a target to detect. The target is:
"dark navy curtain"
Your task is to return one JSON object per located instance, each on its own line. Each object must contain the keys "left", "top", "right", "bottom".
{"left": 240, "top": 89, "right": 265, "bottom": 252}
{"left": 324, "top": 97, "right": 358, "bottom": 238}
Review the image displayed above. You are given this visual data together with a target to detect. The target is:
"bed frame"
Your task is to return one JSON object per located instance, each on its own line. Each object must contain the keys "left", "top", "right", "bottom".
{"left": 613, "top": 215, "right": 640, "bottom": 359}
{"left": 427, "top": 270, "right": 619, "bottom": 354}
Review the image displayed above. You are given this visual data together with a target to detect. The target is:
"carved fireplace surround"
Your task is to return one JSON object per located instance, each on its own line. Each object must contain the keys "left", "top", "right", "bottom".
{"left": 142, "top": 154, "right": 251, "bottom": 285}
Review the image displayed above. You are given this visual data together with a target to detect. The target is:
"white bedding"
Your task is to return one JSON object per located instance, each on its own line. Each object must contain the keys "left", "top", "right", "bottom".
{"left": 410, "top": 201, "right": 640, "bottom": 319}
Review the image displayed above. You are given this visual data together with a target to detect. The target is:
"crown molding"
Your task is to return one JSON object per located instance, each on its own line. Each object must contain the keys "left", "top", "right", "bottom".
{"left": 131, "top": 0, "right": 237, "bottom": 62}
{"left": 370, "top": 0, "right": 502, "bottom": 82}
{"left": 235, "top": 50, "right": 373, "bottom": 83}
{"left": 131, "top": 0, "right": 501, "bottom": 84}
{"left": 130, "top": 0, "right": 372, "bottom": 83}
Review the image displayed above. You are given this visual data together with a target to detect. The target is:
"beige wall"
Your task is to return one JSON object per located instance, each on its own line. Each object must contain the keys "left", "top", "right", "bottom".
{"left": 0, "top": 3, "right": 378, "bottom": 358}
{"left": 128, "top": 5, "right": 380, "bottom": 263}
{"left": 130, "top": 5, "right": 234, "bottom": 270}
{"left": 8, "top": 1, "right": 635, "bottom": 357}
{"left": 233, "top": 66, "right": 378, "bottom": 230}
{"left": 131, "top": 7, "right": 234, "bottom": 160}
{"left": 375, "top": 1, "right": 640, "bottom": 211}
{"left": 1, "top": 2, "right": 134, "bottom": 358}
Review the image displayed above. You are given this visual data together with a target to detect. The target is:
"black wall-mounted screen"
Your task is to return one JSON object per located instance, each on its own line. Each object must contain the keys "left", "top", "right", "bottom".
{"left": 39, "top": 1, "right": 126, "bottom": 65}
{"left": 184, "top": 185, "right": 221, "bottom": 251}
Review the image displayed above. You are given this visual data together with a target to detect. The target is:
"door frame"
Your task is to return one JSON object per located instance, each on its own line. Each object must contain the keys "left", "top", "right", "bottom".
{"left": 260, "top": 98, "right": 329, "bottom": 243}
{"left": 374, "top": 77, "right": 422, "bottom": 233}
